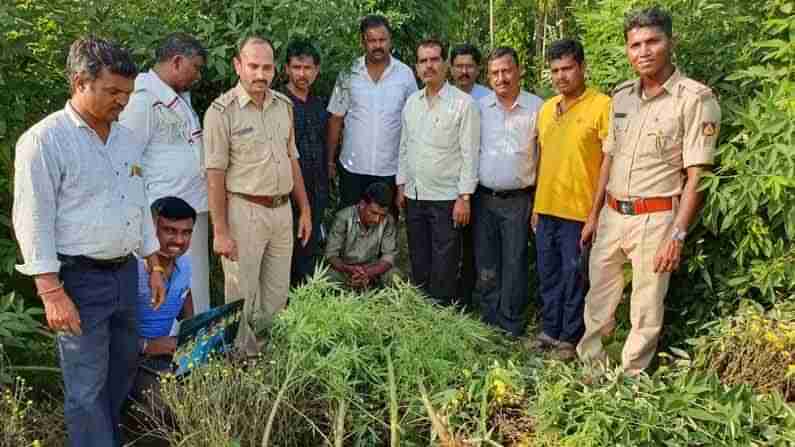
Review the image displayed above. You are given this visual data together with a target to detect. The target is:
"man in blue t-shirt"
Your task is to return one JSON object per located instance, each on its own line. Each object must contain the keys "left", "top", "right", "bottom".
{"left": 129, "top": 196, "right": 196, "bottom": 415}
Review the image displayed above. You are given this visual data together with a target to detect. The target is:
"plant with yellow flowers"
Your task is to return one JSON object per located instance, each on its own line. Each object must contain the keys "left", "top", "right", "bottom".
{"left": 692, "top": 300, "right": 795, "bottom": 400}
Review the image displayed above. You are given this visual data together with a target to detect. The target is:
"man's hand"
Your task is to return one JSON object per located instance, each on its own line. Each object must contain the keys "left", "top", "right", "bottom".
{"left": 452, "top": 197, "right": 470, "bottom": 227}
{"left": 149, "top": 270, "right": 166, "bottom": 310}
{"left": 41, "top": 290, "right": 82, "bottom": 336}
{"left": 580, "top": 215, "right": 598, "bottom": 249}
{"left": 653, "top": 239, "right": 683, "bottom": 273}
{"left": 144, "top": 336, "right": 177, "bottom": 356}
{"left": 214, "top": 232, "right": 238, "bottom": 261}
{"left": 531, "top": 212, "right": 539, "bottom": 233}
{"left": 297, "top": 210, "right": 312, "bottom": 247}
{"left": 396, "top": 185, "right": 406, "bottom": 210}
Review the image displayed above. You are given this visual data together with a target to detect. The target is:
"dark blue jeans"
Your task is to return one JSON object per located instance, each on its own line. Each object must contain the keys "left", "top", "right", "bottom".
{"left": 58, "top": 257, "right": 139, "bottom": 447}
{"left": 536, "top": 214, "right": 587, "bottom": 344}
{"left": 473, "top": 191, "right": 532, "bottom": 336}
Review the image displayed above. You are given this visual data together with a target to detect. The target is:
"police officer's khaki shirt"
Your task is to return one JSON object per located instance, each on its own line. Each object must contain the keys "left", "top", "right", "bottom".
{"left": 204, "top": 84, "right": 298, "bottom": 196}
{"left": 605, "top": 69, "right": 721, "bottom": 199}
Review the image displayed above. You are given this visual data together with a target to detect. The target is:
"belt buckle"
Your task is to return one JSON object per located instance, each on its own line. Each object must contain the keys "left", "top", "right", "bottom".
{"left": 619, "top": 201, "right": 635, "bottom": 215}
{"left": 273, "top": 195, "right": 287, "bottom": 207}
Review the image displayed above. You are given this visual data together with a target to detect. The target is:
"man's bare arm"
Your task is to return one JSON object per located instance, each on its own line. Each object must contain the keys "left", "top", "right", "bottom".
{"left": 207, "top": 168, "right": 237, "bottom": 260}
{"left": 326, "top": 114, "right": 344, "bottom": 179}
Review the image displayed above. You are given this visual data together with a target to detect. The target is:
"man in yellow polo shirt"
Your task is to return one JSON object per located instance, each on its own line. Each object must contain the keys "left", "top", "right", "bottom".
{"left": 532, "top": 39, "right": 610, "bottom": 359}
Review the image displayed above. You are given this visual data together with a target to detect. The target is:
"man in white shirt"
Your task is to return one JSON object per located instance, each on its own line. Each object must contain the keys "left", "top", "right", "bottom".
{"left": 13, "top": 37, "right": 165, "bottom": 447}
{"left": 327, "top": 14, "right": 418, "bottom": 208}
{"left": 397, "top": 38, "right": 480, "bottom": 305}
{"left": 119, "top": 33, "right": 211, "bottom": 314}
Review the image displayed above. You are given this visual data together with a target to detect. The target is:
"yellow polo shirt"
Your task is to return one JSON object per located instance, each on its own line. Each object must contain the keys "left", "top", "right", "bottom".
{"left": 534, "top": 88, "right": 611, "bottom": 222}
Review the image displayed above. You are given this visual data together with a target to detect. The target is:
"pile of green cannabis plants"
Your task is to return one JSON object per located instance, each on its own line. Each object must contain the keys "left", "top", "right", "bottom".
{"left": 691, "top": 300, "right": 795, "bottom": 401}
{"left": 530, "top": 362, "right": 795, "bottom": 447}
{"left": 154, "top": 274, "right": 529, "bottom": 446}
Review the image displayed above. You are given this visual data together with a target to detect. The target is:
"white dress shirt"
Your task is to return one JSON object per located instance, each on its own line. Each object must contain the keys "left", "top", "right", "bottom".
{"left": 478, "top": 91, "right": 544, "bottom": 191}
{"left": 119, "top": 70, "right": 207, "bottom": 212}
{"left": 13, "top": 102, "right": 159, "bottom": 275}
{"left": 328, "top": 56, "right": 418, "bottom": 177}
{"left": 397, "top": 83, "right": 480, "bottom": 201}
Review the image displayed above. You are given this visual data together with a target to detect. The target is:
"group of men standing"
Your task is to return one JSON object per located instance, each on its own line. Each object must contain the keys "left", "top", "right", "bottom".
{"left": 12, "top": 6, "right": 720, "bottom": 446}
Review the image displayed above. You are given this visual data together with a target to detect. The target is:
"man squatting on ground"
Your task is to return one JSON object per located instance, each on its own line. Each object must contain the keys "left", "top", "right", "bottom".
{"left": 13, "top": 37, "right": 165, "bottom": 447}
{"left": 325, "top": 182, "right": 400, "bottom": 289}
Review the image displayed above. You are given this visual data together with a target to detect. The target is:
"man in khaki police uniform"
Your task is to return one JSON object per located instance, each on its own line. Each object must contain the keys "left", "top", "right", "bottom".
{"left": 204, "top": 36, "right": 312, "bottom": 356}
{"left": 576, "top": 7, "right": 721, "bottom": 374}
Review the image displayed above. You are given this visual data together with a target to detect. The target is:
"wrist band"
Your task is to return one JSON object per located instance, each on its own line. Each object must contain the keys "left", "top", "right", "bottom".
{"left": 38, "top": 281, "right": 64, "bottom": 297}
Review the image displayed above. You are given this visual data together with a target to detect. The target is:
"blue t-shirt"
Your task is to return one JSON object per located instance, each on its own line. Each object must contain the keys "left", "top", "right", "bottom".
{"left": 137, "top": 256, "right": 191, "bottom": 339}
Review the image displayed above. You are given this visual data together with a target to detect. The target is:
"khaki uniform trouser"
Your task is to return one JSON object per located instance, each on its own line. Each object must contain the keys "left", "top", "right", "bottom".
{"left": 223, "top": 194, "right": 293, "bottom": 356}
{"left": 577, "top": 203, "right": 675, "bottom": 372}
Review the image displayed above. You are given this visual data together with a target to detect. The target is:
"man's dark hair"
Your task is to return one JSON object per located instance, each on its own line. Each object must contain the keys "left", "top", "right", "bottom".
{"left": 66, "top": 36, "right": 137, "bottom": 90}
{"left": 360, "top": 14, "right": 391, "bottom": 36}
{"left": 236, "top": 35, "right": 275, "bottom": 58}
{"left": 285, "top": 39, "right": 321, "bottom": 66}
{"left": 546, "top": 39, "right": 585, "bottom": 65}
{"left": 416, "top": 38, "right": 446, "bottom": 58}
{"left": 155, "top": 32, "right": 207, "bottom": 64}
{"left": 361, "top": 182, "right": 393, "bottom": 209}
{"left": 450, "top": 43, "right": 482, "bottom": 65}
{"left": 487, "top": 46, "right": 519, "bottom": 68}
{"left": 624, "top": 6, "right": 673, "bottom": 41}
{"left": 151, "top": 196, "right": 197, "bottom": 223}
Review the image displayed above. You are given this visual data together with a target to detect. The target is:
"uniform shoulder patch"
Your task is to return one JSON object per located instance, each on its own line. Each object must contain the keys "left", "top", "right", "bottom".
{"left": 612, "top": 80, "right": 635, "bottom": 96}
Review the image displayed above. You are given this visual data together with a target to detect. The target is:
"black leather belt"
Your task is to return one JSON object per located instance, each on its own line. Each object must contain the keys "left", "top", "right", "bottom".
{"left": 58, "top": 253, "right": 135, "bottom": 271}
{"left": 477, "top": 185, "right": 534, "bottom": 199}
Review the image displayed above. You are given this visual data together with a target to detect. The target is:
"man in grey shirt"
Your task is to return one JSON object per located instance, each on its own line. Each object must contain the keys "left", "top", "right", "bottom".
{"left": 13, "top": 37, "right": 165, "bottom": 447}
{"left": 474, "top": 47, "right": 543, "bottom": 337}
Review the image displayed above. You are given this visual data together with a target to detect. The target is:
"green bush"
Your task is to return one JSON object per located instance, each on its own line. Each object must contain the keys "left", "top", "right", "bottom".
{"left": 531, "top": 363, "right": 795, "bottom": 446}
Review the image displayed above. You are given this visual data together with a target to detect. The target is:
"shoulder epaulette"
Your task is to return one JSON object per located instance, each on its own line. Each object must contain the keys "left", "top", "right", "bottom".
{"left": 677, "top": 77, "right": 714, "bottom": 98}
{"left": 612, "top": 80, "right": 635, "bottom": 96}
{"left": 272, "top": 90, "right": 294, "bottom": 107}
{"left": 210, "top": 89, "right": 237, "bottom": 113}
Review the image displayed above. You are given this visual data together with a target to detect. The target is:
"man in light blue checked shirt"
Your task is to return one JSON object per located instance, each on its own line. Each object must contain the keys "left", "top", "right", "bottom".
{"left": 13, "top": 37, "right": 165, "bottom": 447}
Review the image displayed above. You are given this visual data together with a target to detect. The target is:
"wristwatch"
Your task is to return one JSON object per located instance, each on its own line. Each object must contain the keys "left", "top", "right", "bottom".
{"left": 671, "top": 226, "right": 687, "bottom": 242}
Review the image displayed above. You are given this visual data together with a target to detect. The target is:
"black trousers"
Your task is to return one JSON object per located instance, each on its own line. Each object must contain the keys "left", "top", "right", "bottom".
{"left": 405, "top": 199, "right": 461, "bottom": 304}
{"left": 338, "top": 162, "right": 396, "bottom": 209}
{"left": 472, "top": 190, "right": 532, "bottom": 336}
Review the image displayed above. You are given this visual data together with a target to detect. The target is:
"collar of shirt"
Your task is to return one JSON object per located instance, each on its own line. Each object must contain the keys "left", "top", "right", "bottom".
{"left": 137, "top": 70, "right": 192, "bottom": 109}
{"left": 553, "top": 87, "right": 597, "bottom": 117}
{"left": 418, "top": 81, "right": 452, "bottom": 102}
{"left": 352, "top": 205, "right": 373, "bottom": 234}
{"left": 234, "top": 83, "right": 275, "bottom": 110}
{"left": 628, "top": 67, "right": 683, "bottom": 99}
{"left": 64, "top": 101, "right": 121, "bottom": 139}
{"left": 482, "top": 90, "right": 536, "bottom": 112}
{"left": 354, "top": 55, "right": 396, "bottom": 82}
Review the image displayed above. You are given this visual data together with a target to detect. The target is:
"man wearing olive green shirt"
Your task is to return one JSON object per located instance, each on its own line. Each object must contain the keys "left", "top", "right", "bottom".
{"left": 325, "top": 182, "right": 399, "bottom": 289}
{"left": 396, "top": 38, "right": 480, "bottom": 305}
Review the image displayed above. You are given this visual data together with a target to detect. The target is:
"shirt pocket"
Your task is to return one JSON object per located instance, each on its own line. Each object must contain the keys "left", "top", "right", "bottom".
{"left": 231, "top": 130, "right": 269, "bottom": 165}
{"left": 648, "top": 117, "right": 683, "bottom": 167}
{"left": 613, "top": 116, "right": 632, "bottom": 156}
